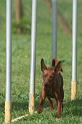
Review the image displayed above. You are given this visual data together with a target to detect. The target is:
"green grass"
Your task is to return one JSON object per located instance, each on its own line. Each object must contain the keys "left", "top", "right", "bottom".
{"left": 0, "top": 0, "right": 82, "bottom": 123}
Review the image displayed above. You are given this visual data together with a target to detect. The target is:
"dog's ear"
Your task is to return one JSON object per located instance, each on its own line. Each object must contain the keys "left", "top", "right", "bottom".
{"left": 41, "top": 58, "right": 47, "bottom": 72}
{"left": 52, "top": 59, "right": 59, "bottom": 67}
{"left": 52, "top": 59, "right": 56, "bottom": 67}
{"left": 54, "top": 61, "right": 63, "bottom": 72}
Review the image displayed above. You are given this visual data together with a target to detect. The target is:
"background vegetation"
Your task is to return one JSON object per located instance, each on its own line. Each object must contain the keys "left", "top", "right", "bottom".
{"left": 0, "top": 0, "right": 82, "bottom": 123}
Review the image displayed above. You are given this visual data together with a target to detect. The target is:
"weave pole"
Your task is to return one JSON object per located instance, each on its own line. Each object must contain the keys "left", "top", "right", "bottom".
{"left": 29, "top": 0, "right": 37, "bottom": 114}
{"left": 71, "top": 0, "right": 78, "bottom": 100}
{"left": 5, "top": 0, "right": 12, "bottom": 123}
{"left": 51, "top": 0, "right": 57, "bottom": 59}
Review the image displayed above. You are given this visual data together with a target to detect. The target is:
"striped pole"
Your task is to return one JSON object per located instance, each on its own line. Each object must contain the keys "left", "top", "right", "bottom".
{"left": 29, "top": 0, "right": 37, "bottom": 114}
{"left": 5, "top": 0, "right": 12, "bottom": 123}
{"left": 51, "top": 0, "right": 57, "bottom": 59}
{"left": 71, "top": 0, "right": 78, "bottom": 100}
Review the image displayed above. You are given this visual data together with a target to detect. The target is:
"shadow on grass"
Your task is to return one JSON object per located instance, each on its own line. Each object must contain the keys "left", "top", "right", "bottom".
{"left": 0, "top": 102, "right": 4, "bottom": 111}
{"left": 63, "top": 99, "right": 82, "bottom": 117}
{"left": 35, "top": 97, "right": 82, "bottom": 117}
{"left": 1, "top": 96, "right": 81, "bottom": 118}
{"left": 0, "top": 102, "right": 5, "bottom": 123}
{"left": 11, "top": 95, "right": 50, "bottom": 113}
{"left": 12, "top": 101, "right": 28, "bottom": 112}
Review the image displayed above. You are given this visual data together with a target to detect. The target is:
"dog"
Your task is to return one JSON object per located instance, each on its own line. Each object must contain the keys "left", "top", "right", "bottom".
{"left": 38, "top": 58, "right": 64, "bottom": 118}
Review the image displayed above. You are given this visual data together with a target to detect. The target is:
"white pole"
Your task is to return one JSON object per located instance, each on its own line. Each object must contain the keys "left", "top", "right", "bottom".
{"left": 5, "top": 0, "right": 12, "bottom": 123}
{"left": 71, "top": 0, "right": 78, "bottom": 100}
{"left": 51, "top": 0, "right": 57, "bottom": 59}
{"left": 29, "top": 0, "right": 37, "bottom": 114}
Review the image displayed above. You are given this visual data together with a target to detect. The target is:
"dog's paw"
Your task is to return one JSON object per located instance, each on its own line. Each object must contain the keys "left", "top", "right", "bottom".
{"left": 55, "top": 112, "right": 61, "bottom": 118}
{"left": 50, "top": 107, "right": 54, "bottom": 112}
{"left": 37, "top": 107, "right": 43, "bottom": 113}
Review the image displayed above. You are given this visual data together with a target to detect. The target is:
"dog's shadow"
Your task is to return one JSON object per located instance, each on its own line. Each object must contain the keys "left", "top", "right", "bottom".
{"left": 1, "top": 96, "right": 82, "bottom": 118}
{"left": 63, "top": 99, "right": 82, "bottom": 117}
{"left": 35, "top": 96, "right": 82, "bottom": 117}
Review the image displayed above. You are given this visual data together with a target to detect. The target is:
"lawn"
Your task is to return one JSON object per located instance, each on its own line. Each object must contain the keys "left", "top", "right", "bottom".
{"left": 0, "top": 0, "right": 82, "bottom": 124}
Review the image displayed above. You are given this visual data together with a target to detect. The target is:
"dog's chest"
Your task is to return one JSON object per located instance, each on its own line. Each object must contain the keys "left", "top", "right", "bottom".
{"left": 44, "top": 74, "right": 63, "bottom": 98}
{"left": 45, "top": 85, "right": 54, "bottom": 98}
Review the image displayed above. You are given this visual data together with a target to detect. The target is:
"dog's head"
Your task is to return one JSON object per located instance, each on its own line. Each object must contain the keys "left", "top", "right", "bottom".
{"left": 41, "top": 58, "right": 63, "bottom": 87}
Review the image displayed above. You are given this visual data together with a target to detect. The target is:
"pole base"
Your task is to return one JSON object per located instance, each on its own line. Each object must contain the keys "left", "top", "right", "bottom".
{"left": 4, "top": 101, "right": 11, "bottom": 124}
{"left": 71, "top": 81, "right": 77, "bottom": 100}
{"left": 29, "top": 94, "right": 34, "bottom": 114}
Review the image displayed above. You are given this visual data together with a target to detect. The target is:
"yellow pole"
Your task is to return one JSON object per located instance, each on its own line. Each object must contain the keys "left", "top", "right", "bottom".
{"left": 5, "top": 101, "right": 11, "bottom": 123}
{"left": 29, "top": 0, "right": 37, "bottom": 114}
{"left": 71, "top": 81, "right": 77, "bottom": 100}
{"left": 5, "top": 0, "right": 12, "bottom": 123}
{"left": 71, "top": 0, "right": 78, "bottom": 100}
{"left": 29, "top": 95, "right": 34, "bottom": 114}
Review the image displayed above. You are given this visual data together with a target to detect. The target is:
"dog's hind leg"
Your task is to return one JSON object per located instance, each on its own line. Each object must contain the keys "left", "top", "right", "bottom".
{"left": 56, "top": 100, "right": 63, "bottom": 118}
{"left": 47, "top": 97, "right": 54, "bottom": 111}
{"left": 55, "top": 91, "right": 63, "bottom": 118}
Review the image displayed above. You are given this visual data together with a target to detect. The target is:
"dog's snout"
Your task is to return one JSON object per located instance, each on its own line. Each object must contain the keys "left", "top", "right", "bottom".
{"left": 45, "top": 83, "right": 49, "bottom": 87}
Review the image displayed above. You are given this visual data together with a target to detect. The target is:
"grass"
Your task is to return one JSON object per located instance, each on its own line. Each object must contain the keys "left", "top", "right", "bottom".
{"left": 0, "top": 0, "right": 82, "bottom": 123}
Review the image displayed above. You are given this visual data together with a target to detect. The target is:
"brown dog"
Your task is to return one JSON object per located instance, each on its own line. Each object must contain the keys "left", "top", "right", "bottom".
{"left": 38, "top": 58, "right": 64, "bottom": 118}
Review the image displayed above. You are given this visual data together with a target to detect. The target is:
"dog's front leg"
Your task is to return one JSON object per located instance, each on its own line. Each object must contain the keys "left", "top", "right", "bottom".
{"left": 38, "top": 86, "right": 46, "bottom": 113}
{"left": 56, "top": 100, "right": 62, "bottom": 118}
